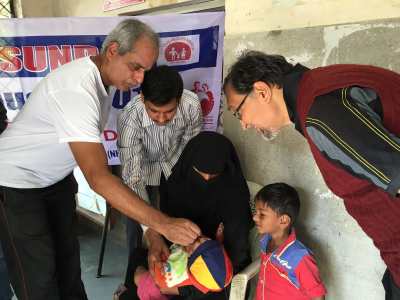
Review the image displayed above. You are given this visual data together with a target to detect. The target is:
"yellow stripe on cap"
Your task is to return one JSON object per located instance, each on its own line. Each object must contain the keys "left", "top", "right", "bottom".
{"left": 189, "top": 256, "right": 220, "bottom": 290}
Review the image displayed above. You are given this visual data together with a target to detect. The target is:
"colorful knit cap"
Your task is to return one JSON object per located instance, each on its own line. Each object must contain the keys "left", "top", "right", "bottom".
{"left": 188, "top": 239, "right": 233, "bottom": 293}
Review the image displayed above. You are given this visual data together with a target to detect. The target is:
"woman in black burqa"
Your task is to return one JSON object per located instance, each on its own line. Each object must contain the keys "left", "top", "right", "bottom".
{"left": 119, "top": 131, "right": 252, "bottom": 300}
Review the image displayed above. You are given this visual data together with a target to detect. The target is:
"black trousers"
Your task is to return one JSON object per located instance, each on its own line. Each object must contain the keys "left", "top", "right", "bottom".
{"left": 383, "top": 268, "right": 400, "bottom": 300}
{"left": 0, "top": 174, "right": 88, "bottom": 300}
{"left": 126, "top": 185, "right": 161, "bottom": 255}
{"left": 124, "top": 186, "right": 159, "bottom": 300}
{"left": 120, "top": 248, "right": 148, "bottom": 300}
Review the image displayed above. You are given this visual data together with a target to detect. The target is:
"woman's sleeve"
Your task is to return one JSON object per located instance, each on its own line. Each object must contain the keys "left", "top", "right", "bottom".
{"left": 178, "top": 285, "right": 208, "bottom": 298}
{"left": 219, "top": 189, "right": 253, "bottom": 274}
{"left": 159, "top": 175, "right": 170, "bottom": 214}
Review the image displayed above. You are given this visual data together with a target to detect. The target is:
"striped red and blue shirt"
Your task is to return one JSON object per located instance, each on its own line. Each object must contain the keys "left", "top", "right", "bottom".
{"left": 255, "top": 230, "right": 326, "bottom": 300}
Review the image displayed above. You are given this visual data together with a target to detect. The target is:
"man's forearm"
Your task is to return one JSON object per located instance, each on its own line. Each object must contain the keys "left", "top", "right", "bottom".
{"left": 70, "top": 141, "right": 200, "bottom": 245}
{"left": 90, "top": 170, "right": 168, "bottom": 234}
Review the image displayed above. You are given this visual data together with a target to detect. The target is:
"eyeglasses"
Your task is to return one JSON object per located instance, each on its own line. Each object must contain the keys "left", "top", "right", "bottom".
{"left": 232, "top": 91, "right": 251, "bottom": 119}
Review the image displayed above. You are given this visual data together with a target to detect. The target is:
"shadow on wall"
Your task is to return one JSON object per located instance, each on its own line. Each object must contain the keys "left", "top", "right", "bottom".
{"left": 295, "top": 187, "right": 333, "bottom": 294}
{"left": 222, "top": 16, "right": 400, "bottom": 300}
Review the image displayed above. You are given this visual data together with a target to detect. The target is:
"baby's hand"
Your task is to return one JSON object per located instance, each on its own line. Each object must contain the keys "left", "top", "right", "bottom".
{"left": 184, "top": 236, "right": 210, "bottom": 256}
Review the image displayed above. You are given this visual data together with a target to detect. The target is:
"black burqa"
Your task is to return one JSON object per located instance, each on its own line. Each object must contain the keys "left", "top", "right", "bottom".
{"left": 160, "top": 131, "right": 253, "bottom": 275}
{"left": 120, "top": 132, "right": 253, "bottom": 300}
{"left": 0, "top": 100, "right": 7, "bottom": 134}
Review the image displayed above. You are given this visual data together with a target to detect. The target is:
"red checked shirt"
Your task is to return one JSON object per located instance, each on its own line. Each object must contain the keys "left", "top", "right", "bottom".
{"left": 255, "top": 230, "right": 326, "bottom": 300}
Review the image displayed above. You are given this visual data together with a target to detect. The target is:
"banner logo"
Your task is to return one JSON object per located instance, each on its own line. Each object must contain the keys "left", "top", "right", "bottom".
{"left": 165, "top": 39, "right": 192, "bottom": 63}
{"left": 192, "top": 81, "right": 214, "bottom": 116}
{"left": 158, "top": 35, "right": 200, "bottom": 67}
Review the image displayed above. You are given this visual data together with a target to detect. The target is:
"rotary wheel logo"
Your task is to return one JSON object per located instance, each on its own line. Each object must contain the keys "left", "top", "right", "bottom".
{"left": 192, "top": 81, "right": 214, "bottom": 116}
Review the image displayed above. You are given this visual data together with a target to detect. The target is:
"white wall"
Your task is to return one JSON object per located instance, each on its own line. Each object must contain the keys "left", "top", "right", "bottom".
{"left": 20, "top": 0, "right": 222, "bottom": 17}
{"left": 226, "top": 0, "right": 400, "bottom": 34}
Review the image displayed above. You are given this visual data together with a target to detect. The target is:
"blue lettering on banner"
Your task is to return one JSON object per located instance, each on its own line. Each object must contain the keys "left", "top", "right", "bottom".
{"left": 0, "top": 92, "right": 31, "bottom": 110}
{"left": 112, "top": 87, "right": 141, "bottom": 109}
{"left": 107, "top": 149, "right": 119, "bottom": 160}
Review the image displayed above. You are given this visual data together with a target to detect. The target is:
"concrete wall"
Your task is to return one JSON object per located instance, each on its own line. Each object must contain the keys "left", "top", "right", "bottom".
{"left": 226, "top": 0, "right": 400, "bottom": 34}
{"left": 222, "top": 17, "right": 400, "bottom": 300}
{"left": 20, "top": 0, "right": 54, "bottom": 17}
{"left": 52, "top": 0, "right": 191, "bottom": 17}
{"left": 20, "top": 0, "right": 222, "bottom": 17}
{"left": 20, "top": 0, "right": 181, "bottom": 17}
{"left": 22, "top": 0, "right": 400, "bottom": 20}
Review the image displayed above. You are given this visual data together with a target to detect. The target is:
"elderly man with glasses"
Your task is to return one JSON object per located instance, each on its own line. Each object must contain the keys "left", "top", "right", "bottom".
{"left": 224, "top": 50, "right": 400, "bottom": 300}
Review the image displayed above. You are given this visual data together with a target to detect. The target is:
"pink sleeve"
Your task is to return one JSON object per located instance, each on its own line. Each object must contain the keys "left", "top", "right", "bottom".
{"left": 295, "top": 255, "right": 327, "bottom": 298}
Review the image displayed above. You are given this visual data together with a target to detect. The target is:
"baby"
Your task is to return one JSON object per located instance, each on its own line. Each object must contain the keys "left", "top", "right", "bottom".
{"left": 135, "top": 236, "right": 232, "bottom": 300}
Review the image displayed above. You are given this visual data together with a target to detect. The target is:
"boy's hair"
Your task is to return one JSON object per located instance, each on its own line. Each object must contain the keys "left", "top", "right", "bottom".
{"left": 141, "top": 65, "right": 183, "bottom": 106}
{"left": 223, "top": 51, "right": 294, "bottom": 94}
{"left": 255, "top": 182, "right": 300, "bottom": 226}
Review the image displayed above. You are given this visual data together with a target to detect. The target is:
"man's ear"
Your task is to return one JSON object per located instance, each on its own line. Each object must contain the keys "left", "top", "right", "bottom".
{"left": 105, "top": 42, "right": 119, "bottom": 59}
{"left": 253, "top": 81, "right": 272, "bottom": 103}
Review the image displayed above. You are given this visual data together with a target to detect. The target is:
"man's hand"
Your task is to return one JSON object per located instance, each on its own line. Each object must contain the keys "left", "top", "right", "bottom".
{"left": 145, "top": 230, "right": 170, "bottom": 277}
{"left": 160, "top": 217, "right": 201, "bottom": 246}
{"left": 68, "top": 142, "right": 200, "bottom": 244}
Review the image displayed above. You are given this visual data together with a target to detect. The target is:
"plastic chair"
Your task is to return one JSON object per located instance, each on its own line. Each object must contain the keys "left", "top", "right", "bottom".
{"left": 229, "top": 181, "right": 262, "bottom": 300}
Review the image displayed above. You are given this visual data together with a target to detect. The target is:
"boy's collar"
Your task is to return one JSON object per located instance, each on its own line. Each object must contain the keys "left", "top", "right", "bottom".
{"left": 260, "top": 229, "right": 297, "bottom": 257}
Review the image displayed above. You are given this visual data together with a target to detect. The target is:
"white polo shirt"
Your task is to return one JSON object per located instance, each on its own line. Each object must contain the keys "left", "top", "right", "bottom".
{"left": 0, "top": 56, "right": 112, "bottom": 188}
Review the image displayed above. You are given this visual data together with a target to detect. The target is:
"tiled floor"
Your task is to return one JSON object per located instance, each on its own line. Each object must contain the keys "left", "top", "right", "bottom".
{"left": 79, "top": 220, "right": 128, "bottom": 300}
{"left": 8, "top": 218, "right": 128, "bottom": 300}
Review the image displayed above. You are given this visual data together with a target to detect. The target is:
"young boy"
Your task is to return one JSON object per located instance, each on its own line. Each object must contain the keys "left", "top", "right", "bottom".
{"left": 253, "top": 183, "right": 326, "bottom": 300}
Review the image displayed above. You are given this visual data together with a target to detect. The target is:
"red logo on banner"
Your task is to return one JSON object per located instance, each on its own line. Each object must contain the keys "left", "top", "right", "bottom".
{"left": 164, "top": 39, "right": 192, "bottom": 62}
{"left": 192, "top": 81, "right": 214, "bottom": 116}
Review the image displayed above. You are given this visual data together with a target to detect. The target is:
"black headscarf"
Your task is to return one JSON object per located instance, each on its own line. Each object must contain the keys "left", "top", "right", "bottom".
{"left": 159, "top": 131, "right": 252, "bottom": 273}
{"left": 0, "top": 100, "right": 7, "bottom": 134}
{"left": 172, "top": 131, "right": 244, "bottom": 177}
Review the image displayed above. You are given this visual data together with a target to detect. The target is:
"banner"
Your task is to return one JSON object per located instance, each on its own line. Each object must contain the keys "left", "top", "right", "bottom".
{"left": 0, "top": 13, "right": 225, "bottom": 165}
{"left": 0, "top": 13, "right": 225, "bottom": 215}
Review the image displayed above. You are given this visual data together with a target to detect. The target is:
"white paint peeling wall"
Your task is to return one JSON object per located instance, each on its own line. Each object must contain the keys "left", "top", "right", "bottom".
{"left": 309, "top": 187, "right": 385, "bottom": 299}
{"left": 322, "top": 22, "right": 400, "bottom": 66}
{"left": 226, "top": 0, "right": 400, "bottom": 35}
{"left": 21, "top": 0, "right": 192, "bottom": 17}
{"left": 21, "top": 0, "right": 224, "bottom": 17}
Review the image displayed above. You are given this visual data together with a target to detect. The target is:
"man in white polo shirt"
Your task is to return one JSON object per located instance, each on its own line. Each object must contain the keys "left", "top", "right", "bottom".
{"left": 0, "top": 19, "right": 200, "bottom": 300}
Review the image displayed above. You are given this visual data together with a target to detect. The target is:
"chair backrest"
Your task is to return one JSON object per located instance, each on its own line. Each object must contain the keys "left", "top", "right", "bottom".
{"left": 246, "top": 181, "right": 263, "bottom": 300}
{"left": 246, "top": 181, "right": 262, "bottom": 261}
{"left": 226, "top": 181, "right": 262, "bottom": 300}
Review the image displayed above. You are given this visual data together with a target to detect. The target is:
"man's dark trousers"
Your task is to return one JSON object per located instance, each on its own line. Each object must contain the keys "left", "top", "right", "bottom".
{"left": 0, "top": 174, "right": 88, "bottom": 300}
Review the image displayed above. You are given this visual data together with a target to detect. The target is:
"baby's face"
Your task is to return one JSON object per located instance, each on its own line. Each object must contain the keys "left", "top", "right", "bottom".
{"left": 184, "top": 236, "right": 210, "bottom": 256}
